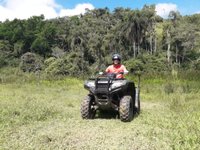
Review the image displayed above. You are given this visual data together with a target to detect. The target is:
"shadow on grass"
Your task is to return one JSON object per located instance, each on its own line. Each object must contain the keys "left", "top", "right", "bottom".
{"left": 94, "top": 110, "right": 141, "bottom": 121}
{"left": 95, "top": 110, "right": 119, "bottom": 119}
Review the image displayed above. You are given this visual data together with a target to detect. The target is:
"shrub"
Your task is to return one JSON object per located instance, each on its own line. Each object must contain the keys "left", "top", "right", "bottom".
{"left": 164, "top": 82, "right": 175, "bottom": 94}
{"left": 124, "top": 58, "right": 144, "bottom": 73}
{"left": 44, "top": 52, "right": 90, "bottom": 77}
{"left": 0, "top": 40, "right": 16, "bottom": 67}
{"left": 19, "top": 52, "right": 43, "bottom": 72}
{"left": 124, "top": 53, "right": 169, "bottom": 75}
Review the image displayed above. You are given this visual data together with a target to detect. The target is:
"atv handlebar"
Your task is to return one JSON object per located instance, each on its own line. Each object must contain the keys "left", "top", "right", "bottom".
{"left": 99, "top": 71, "right": 127, "bottom": 76}
{"left": 98, "top": 72, "right": 124, "bottom": 79}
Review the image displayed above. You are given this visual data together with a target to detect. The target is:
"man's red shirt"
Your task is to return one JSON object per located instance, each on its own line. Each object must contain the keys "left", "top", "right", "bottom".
{"left": 105, "top": 64, "right": 128, "bottom": 78}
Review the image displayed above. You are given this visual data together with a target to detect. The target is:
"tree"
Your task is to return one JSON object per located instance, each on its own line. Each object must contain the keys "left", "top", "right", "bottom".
{"left": 31, "top": 36, "right": 51, "bottom": 57}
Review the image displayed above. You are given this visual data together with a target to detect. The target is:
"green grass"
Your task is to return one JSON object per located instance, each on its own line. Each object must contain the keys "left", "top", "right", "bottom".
{"left": 0, "top": 74, "right": 200, "bottom": 149}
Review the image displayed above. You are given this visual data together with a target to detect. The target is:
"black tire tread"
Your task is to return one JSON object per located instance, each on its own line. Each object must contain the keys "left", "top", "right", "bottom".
{"left": 81, "top": 95, "right": 94, "bottom": 119}
{"left": 119, "top": 96, "right": 133, "bottom": 122}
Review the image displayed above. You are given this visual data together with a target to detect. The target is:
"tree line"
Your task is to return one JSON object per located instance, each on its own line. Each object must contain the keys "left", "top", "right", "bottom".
{"left": 0, "top": 5, "right": 200, "bottom": 76}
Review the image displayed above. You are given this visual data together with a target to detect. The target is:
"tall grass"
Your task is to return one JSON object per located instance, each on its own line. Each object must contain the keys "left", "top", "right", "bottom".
{"left": 0, "top": 68, "right": 200, "bottom": 149}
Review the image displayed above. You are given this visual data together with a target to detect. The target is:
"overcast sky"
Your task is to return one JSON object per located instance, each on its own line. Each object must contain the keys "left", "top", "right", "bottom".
{"left": 0, "top": 0, "right": 200, "bottom": 22}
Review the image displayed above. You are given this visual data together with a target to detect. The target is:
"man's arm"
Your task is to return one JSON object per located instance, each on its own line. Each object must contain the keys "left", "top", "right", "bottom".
{"left": 122, "top": 65, "right": 129, "bottom": 74}
{"left": 105, "top": 66, "right": 111, "bottom": 73}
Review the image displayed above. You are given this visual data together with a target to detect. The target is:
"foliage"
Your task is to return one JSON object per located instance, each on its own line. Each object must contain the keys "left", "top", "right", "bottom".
{"left": 0, "top": 7, "right": 200, "bottom": 75}
{"left": 19, "top": 52, "right": 43, "bottom": 72}
{"left": 125, "top": 53, "right": 169, "bottom": 74}
{"left": 44, "top": 52, "right": 90, "bottom": 77}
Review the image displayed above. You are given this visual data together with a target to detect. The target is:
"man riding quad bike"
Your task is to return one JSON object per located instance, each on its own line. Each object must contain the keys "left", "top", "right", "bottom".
{"left": 81, "top": 54, "right": 140, "bottom": 122}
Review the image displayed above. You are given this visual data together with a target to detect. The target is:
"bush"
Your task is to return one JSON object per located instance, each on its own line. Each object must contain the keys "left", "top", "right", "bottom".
{"left": 124, "top": 53, "right": 169, "bottom": 75}
{"left": 0, "top": 54, "right": 7, "bottom": 67}
{"left": 191, "top": 59, "right": 200, "bottom": 70}
{"left": 0, "top": 40, "right": 18, "bottom": 67}
{"left": 44, "top": 52, "right": 90, "bottom": 77}
{"left": 124, "top": 59, "right": 144, "bottom": 73}
{"left": 19, "top": 52, "right": 43, "bottom": 72}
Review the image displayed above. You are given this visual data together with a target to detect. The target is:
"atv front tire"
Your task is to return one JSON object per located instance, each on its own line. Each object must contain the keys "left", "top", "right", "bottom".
{"left": 81, "top": 95, "right": 96, "bottom": 119}
{"left": 119, "top": 96, "right": 133, "bottom": 122}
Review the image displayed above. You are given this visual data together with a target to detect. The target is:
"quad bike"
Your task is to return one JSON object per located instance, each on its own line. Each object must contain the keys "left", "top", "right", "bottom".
{"left": 81, "top": 72, "right": 140, "bottom": 122}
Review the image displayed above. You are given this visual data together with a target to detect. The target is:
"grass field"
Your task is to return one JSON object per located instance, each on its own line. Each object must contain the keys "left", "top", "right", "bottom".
{"left": 0, "top": 73, "right": 200, "bottom": 149}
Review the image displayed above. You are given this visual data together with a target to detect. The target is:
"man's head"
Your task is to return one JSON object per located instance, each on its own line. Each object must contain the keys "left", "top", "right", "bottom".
{"left": 112, "top": 54, "right": 121, "bottom": 65}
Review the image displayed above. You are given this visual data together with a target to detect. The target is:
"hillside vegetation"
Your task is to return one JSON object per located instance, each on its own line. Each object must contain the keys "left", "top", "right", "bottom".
{"left": 0, "top": 5, "right": 200, "bottom": 76}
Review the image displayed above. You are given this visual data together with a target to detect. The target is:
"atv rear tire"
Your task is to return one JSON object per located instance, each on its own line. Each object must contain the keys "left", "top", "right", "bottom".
{"left": 119, "top": 96, "right": 133, "bottom": 122}
{"left": 81, "top": 95, "right": 96, "bottom": 119}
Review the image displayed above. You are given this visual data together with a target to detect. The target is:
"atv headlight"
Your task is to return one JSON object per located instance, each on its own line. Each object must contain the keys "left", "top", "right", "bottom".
{"left": 85, "top": 81, "right": 95, "bottom": 88}
{"left": 111, "top": 80, "right": 126, "bottom": 89}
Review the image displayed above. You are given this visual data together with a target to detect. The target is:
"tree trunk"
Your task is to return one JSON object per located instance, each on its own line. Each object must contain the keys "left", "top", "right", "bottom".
{"left": 145, "top": 40, "right": 148, "bottom": 52}
{"left": 167, "top": 43, "right": 171, "bottom": 63}
{"left": 133, "top": 41, "right": 136, "bottom": 58}
{"left": 137, "top": 44, "right": 140, "bottom": 55}
{"left": 154, "top": 35, "right": 157, "bottom": 53}
{"left": 175, "top": 44, "right": 178, "bottom": 63}
{"left": 167, "top": 29, "right": 171, "bottom": 64}
{"left": 150, "top": 35, "right": 153, "bottom": 54}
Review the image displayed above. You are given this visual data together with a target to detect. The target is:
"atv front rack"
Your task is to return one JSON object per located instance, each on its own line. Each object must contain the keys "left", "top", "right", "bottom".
{"left": 95, "top": 76, "right": 112, "bottom": 93}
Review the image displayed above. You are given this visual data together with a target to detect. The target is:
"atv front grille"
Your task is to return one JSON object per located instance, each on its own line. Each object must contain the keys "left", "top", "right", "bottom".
{"left": 96, "top": 83, "right": 108, "bottom": 88}
{"left": 95, "top": 77, "right": 111, "bottom": 93}
{"left": 96, "top": 94, "right": 109, "bottom": 104}
{"left": 96, "top": 84, "right": 109, "bottom": 92}
{"left": 96, "top": 94, "right": 108, "bottom": 99}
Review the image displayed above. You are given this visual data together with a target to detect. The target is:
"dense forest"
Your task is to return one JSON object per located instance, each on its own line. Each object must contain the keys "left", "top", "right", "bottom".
{"left": 0, "top": 5, "right": 200, "bottom": 77}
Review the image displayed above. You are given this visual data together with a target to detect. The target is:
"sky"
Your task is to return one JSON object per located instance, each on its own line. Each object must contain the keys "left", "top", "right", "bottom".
{"left": 0, "top": 0, "right": 200, "bottom": 22}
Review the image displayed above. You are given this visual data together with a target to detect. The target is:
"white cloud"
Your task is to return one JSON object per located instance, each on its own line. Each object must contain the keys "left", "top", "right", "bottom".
{"left": 59, "top": 3, "right": 94, "bottom": 17}
{"left": 0, "top": 0, "right": 95, "bottom": 22}
{"left": 0, "top": 5, "right": 12, "bottom": 21}
{"left": 156, "top": 3, "right": 178, "bottom": 18}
